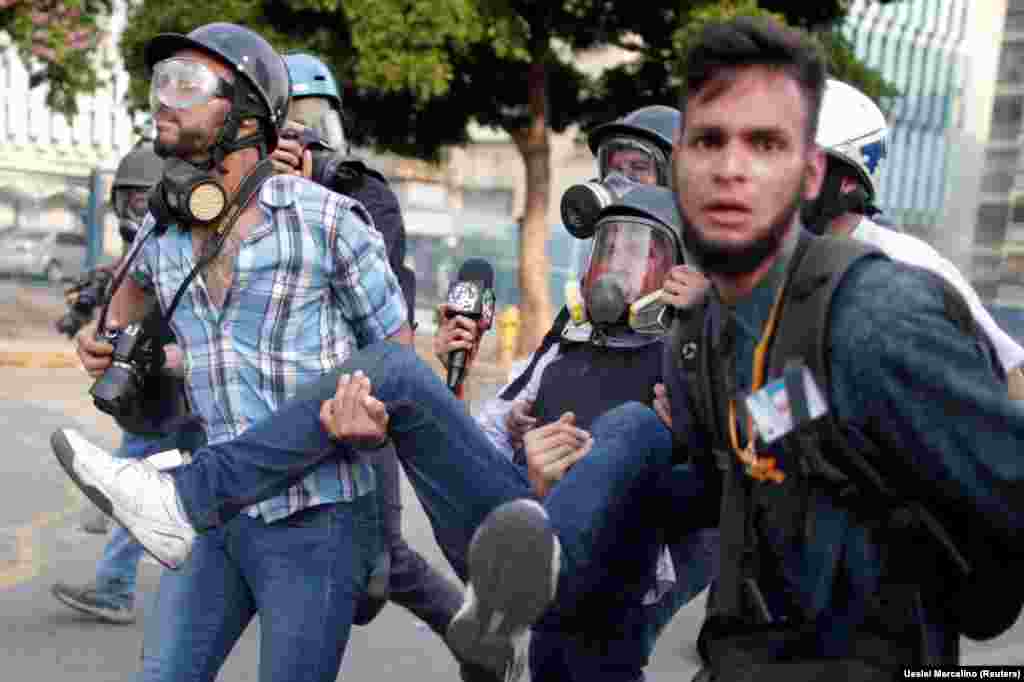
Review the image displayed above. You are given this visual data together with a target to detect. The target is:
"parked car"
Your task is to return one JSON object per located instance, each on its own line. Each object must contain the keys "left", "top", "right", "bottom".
{"left": 0, "top": 228, "right": 87, "bottom": 283}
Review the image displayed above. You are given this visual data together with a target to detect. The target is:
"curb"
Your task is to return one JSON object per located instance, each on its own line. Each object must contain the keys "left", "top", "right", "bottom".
{"left": 0, "top": 348, "right": 78, "bottom": 369}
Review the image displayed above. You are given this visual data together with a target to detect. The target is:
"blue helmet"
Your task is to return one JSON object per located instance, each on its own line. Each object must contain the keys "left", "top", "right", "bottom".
{"left": 283, "top": 52, "right": 346, "bottom": 151}
{"left": 284, "top": 53, "right": 342, "bottom": 110}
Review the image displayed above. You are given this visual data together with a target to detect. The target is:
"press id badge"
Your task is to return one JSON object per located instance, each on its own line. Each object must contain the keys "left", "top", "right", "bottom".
{"left": 744, "top": 362, "right": 828, "bottom": 444}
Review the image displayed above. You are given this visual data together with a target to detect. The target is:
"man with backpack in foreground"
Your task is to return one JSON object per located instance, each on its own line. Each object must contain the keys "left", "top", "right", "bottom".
{"left": 655, "top": 15, "right": 1024, "bottom": 679}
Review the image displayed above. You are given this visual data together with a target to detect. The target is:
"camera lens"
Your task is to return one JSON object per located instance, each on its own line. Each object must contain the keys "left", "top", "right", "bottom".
{"left": 90, "top": 362, "right": 143, "bottom": 417}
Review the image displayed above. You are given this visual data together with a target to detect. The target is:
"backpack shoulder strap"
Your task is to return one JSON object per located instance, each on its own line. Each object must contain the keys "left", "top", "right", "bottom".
{"left": 664, "top": 297, "right": 722, "bottom": 458}
{"left": 499, "top": 306, "right": 571, "bottom": 400}
{"left": 770, "top": 234, "right": 879, "bottom": 388}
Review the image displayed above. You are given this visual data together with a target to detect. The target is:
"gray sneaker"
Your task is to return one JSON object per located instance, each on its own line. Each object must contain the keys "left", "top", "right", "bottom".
{"left": 446, "top": 499, "right": 560, "bottom": 682}
{"left": 51, "top": 428, "right": 196, "bottom": 570}
{"left": 51, "top": 582, "right": 135, "bottom": 624}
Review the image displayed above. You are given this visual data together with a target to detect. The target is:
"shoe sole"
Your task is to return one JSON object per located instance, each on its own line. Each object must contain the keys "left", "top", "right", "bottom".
{"left": 50, "top": 429, "right": 186, "bottom": 571}
{"left": 447, "top": 499, "right": 558, "bottom": 681}
{"left": 51, "top": 587, "right": 135, "bottom": 625}
{"left": 52, "top": 429, "right": 118, "bottom": 520}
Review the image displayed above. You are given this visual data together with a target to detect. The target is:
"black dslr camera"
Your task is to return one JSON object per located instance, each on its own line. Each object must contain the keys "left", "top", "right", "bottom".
{"left": 89, "top": 322, "right": 164, "bottom": 420}
{"left": 55, "top": 269, "right": 113, "bottom": 338}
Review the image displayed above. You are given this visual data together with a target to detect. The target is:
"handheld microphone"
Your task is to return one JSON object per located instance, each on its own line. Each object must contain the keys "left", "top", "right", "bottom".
{"left": 445, "top": 258, "right": 496, "bottom": 392}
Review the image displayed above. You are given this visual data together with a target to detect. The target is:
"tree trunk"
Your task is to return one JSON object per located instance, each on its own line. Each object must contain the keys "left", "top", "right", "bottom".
{"left": 509, "top": 59, "right": 554, "bottom": 357}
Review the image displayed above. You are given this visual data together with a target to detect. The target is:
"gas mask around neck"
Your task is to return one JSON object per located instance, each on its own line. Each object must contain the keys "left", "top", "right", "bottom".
{"left": 148, "top": 157, "right": 230, "bottom": 230}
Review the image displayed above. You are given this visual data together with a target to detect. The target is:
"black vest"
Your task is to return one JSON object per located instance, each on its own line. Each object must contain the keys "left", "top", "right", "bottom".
{"left": 532, "top": 339, "right": 663, "bottom": 431}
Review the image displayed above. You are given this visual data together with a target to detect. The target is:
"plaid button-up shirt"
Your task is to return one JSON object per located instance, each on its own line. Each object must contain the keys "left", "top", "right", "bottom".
{"left": 129, "top": 174, "right": 407, "bottom": 523}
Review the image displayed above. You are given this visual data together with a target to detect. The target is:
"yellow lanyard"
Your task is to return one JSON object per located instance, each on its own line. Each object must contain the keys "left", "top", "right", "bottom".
{"left": 727, "top": 286, "right": 787, "bottom": 484}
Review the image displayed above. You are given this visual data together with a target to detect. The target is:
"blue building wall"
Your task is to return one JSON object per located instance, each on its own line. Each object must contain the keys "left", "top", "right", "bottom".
{"left": 843, "top": 0, "right": 972, "bottom": 237}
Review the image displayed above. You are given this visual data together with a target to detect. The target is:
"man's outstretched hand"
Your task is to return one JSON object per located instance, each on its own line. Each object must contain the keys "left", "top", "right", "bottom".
{"left": 320, "top": 371, "right": 390, "bottom": 450}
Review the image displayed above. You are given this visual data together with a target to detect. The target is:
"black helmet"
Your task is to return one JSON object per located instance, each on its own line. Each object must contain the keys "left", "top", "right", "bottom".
{"left": 587, "top": 105, "right": 681, "bottom": 157}
{"left": 596, "top": 184, "right": 685, "bottom": 263}
{"left": 145, "top": 23, "right": 290, "bottom": 149}
{"left": 111, "top": 142, "right": 164, "bottom": 244}
{"left": 112, "top": 142, "right": 163, "bottom": 195}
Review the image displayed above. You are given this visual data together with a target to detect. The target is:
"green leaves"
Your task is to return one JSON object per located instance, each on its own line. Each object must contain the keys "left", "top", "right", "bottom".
{"left": 110, "top": 0, "right": 903, "bottom": 158}
{"left": 0, "top": 0, "right": 112, "bottom": 116}
{"left": 342, "top": 0, "right": 486, "bottom": 100}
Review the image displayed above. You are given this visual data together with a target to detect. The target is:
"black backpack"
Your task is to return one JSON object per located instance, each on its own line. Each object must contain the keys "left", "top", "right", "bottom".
{"left": 670, "top": 234, "right": 1024, "bottom": 642}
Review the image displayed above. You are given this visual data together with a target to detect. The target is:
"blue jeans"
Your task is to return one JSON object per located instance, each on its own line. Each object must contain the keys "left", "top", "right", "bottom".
{"left": 140, "top": 493, "right": 379, "bottom": 682}
{"left": 168, "top": 342, "right": 714, "bottom": 677}
{"left": 93, "top": 431, "right": 181, "bottom": 609}
{"left": 529, "top": 496, "right": 720, "bottom": 682}
{"left": 367, "top": 444, "right": 462, "bottom": 635}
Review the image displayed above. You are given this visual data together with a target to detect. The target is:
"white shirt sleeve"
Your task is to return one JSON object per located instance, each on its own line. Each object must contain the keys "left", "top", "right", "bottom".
{"left": 852, "top": 218, "right": 1024, "bottom": 372}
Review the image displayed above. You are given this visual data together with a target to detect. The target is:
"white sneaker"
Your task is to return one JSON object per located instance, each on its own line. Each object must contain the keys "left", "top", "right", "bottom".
{"left": 446, "top": 499, "right": 560, "bottom": 682}
{"left": 51, "top": 428, "right": 196, "bottom": 570}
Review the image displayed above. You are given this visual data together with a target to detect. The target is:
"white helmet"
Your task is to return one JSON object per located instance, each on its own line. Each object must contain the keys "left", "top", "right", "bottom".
{"left": 816, "top": 78, "right": 888, "bottom": 198}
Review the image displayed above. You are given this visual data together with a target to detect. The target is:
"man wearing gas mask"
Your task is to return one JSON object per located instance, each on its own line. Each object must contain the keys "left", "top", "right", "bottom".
{"left": 273, "top": 52, "right": 496, "bottom": 682}
{"left": 61, "top": 23, "right": 411, "bottom": 682}
{"left": 435, "top": 182, "right": 718, "bottom": 682}
{"left": 51, "top": 142, "right": 188, "bottom": 626}
{"left": 54, "top": 183, "right": 719, "bottom": 682}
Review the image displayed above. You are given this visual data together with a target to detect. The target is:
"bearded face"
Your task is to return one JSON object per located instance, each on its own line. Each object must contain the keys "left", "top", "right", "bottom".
{"left": 672, "top": 65, "right": 824, "bottom": 277}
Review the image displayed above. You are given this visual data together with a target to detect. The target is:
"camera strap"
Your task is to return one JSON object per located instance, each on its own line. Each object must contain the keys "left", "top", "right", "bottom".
{"left": 95, "top": 158, "right": 276, "bottom": 338}
{"left": 95, "top": 225, "right": 161, "bottom": 336}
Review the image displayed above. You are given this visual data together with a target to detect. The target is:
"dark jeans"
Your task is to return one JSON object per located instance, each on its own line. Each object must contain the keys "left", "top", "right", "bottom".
{"left": 140, "top": 494, "right": 379, "bottom": 682}
{"left": 169, "top": 342, "right": 712, "bottom": 674}
{"left": 362, "top": 446, "right": 462, "bottom": 635}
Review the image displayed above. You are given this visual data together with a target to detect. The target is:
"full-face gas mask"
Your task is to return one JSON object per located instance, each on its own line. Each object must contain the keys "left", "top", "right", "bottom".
{"left": 586, "top": 105, "right": 679, "bottom": 186}
{"left": 110, "top": 143, "right": 164, "bottom": 245}
{"left": 582, "top": 218, "right": 676, "bottom": 332}
{"left": 114, "top": 187, "right": 152, "bottom": 244}
{"left": 561, "top": 185, "right": 686, "bottom": 342}
{"left": 597, "top": 136, "right": 669, "bottom": 186}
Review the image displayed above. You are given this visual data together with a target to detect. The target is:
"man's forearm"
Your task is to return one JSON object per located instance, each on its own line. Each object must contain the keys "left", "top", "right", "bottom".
{"left": 388, "top": 322, "right": 414, "bottom": 347}
{"left": 104, "top": 272, "right": 150, "bottom": 327}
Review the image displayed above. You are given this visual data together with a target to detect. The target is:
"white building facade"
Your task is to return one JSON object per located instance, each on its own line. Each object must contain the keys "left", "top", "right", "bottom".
{"left": 0, "top": 0, "right": 136, "bottom": 250}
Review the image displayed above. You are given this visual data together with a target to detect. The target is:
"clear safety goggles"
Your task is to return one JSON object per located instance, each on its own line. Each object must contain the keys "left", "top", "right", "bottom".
{"left": 288, "top": 97, "right": 346, "bottom": 151}
{"left": 597, "top": 137, "right": 668, "bottom": 186}
{"left": 149, "top": 58, "right": 235, "bottom": 113}
{"left": 581, "top": 218, "right": 677, "bottom": 305}
{"left": 113, "top": 187, "right": 150, "bottom": 224}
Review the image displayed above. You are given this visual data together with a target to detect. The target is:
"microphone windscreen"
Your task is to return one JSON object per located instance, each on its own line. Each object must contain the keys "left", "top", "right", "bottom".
{"left": 457, "top": 258, "right": 495, "bottom": 289}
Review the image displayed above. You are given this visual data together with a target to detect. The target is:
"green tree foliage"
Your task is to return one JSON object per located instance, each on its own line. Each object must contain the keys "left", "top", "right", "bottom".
{"left": 118, "top": 0, "right": 904, "bottom": 353}
{"left": 0, "top": 0, "right": 112, "bottom": 116}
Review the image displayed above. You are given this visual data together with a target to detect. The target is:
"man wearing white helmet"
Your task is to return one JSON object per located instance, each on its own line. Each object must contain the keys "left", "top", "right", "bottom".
{"left": 805, "top": 77, "right": 1024, "bottom": 393}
